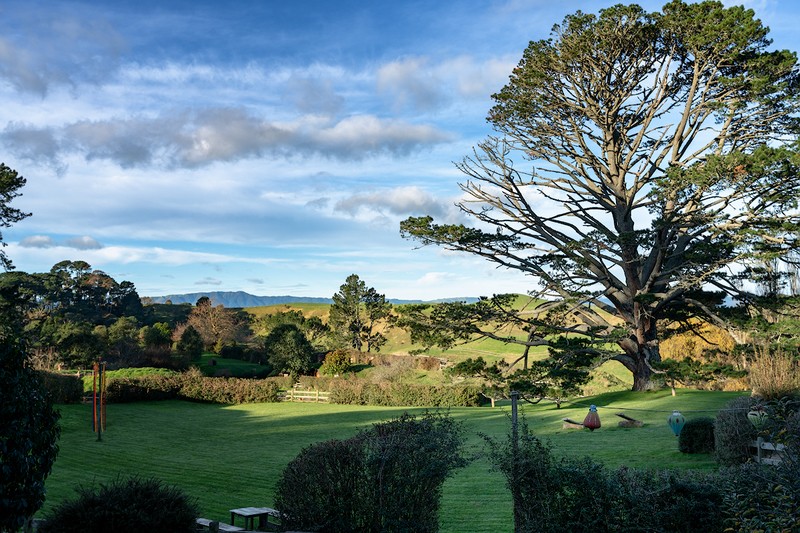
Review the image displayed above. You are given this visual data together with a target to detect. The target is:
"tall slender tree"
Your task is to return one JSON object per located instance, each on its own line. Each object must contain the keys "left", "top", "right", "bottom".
{"left": 401, "top": 1, "right": 800, "bottom": 390}
{"left": 329, "top": 274, "right": 391, "bottom": 352}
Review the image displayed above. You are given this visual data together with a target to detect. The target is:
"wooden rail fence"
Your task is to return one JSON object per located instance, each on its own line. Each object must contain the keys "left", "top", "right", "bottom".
{"left": 280, "top": 387, "right": 330, "bottom": 403}
{"left": 750, "top": 437, "right": 786, "bottom": 465}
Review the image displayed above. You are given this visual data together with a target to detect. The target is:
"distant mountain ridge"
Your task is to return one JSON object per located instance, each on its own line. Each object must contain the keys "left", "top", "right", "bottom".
{"left": 144, "top": 290, "right": 479, "bottom": 308}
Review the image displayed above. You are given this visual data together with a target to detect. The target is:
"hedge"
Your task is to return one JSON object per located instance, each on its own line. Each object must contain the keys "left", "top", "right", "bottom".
{"left": 328, "top": 379, "right": 485, "bottom": 407}
{"left": 38, "top": 371, "right": 84, "bottom": 403}
{"left": 103, "top": 369, "right": 281, "bottom": 404}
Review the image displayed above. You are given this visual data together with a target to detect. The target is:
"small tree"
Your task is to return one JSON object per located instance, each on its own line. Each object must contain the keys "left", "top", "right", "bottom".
{"left": 264, "top": 323, "right": 317, "bottom": 377}
{"left": 175, "top": 324, "right": 203, "bottom": 360}
{"left": 319, "top": 349, "right": 353, "bottom": 376}
{"left": 329, "top": 274, "right": 391, "bottom": 352}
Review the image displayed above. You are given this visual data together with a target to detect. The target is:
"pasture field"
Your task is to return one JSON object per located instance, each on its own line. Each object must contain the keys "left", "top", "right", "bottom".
{"left": 40, "top": 389, "right": 746, "bottom": 532}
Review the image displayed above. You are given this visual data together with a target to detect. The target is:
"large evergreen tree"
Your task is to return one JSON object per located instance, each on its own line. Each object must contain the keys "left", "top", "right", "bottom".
{"left": 402, "top": 1, "right": 800, "bottom": 390}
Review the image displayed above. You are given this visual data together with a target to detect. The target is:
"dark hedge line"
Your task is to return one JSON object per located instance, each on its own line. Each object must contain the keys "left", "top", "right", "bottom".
{"left": 328, "top": 379, "right": 485, "bottom": 407}
{"left": 38, "top": 371, "right": 84, "bottom": 403}
{"left": 104, "top": 369, "right": 282, "bottom": 404}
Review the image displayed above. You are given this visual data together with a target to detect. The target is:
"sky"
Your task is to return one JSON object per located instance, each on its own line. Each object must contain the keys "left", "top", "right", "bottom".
{"left": 0, "top": 0, "right": 797, "bottom": 301}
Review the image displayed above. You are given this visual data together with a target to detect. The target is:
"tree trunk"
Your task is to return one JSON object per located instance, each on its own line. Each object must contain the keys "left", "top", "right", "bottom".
{"left": 631, "top": 361, "right": 655, "bottom": 391}
{"left": 619, "top": 322, "right": 661, "bottom": 391}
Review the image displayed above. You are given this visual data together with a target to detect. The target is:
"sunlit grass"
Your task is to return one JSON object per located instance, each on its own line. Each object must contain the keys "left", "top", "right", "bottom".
{"left": 41, "top": 388, "right": 746, "bottom": 531}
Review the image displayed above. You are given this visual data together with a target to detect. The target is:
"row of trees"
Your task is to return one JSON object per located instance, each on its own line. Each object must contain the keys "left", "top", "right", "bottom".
{"left": 0, "top": 261, "right": 394, "bottom": 375}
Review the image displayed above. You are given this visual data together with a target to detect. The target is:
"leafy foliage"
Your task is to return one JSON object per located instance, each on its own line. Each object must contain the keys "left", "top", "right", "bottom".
{"left": 714, "top": 396, "right": 759, "bottom": 466}
{"left": 263, "top": 323, "right": 317, "bottom": 377}
{"left": 319, "top": 349, "right": 352, "bottom": 376}
{"left": 329, "top": 274, "right": 391, "bottom": 352}
{"left": 678, "top": 417, "right": 716, "bottom": 454}
{"left": 0, "top": 285, "right": 60, "bottom": 532}
{"left": 0, "top": 163, "right": 31, "bottom": 270}
{"left": 275, "top": 412, "right": 467, "bottom": 533}
{"left": 401, "top": 1, "right": 800, "bottom": 390}
{"left": 483, "top": 415, "right": 724, "bottom": 532}
{"left": 38, "top": 475, "right": 199, "bottom": 533}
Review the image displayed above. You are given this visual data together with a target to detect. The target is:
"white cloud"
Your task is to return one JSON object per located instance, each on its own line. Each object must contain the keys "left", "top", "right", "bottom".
{"left": 334, "top": 186, "right": 450, "bottom": 218}
{"left": 2, "top": 110, "right": 452, "bottom": 170}
{"left": 19, "top": 235, "right": 56, "bottom": 248}
{"left": 65, "top": 236, "right": 103, "bottom": 250}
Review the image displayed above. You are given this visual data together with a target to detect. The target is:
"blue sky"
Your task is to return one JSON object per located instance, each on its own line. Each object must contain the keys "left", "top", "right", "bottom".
{"left": 1, "top": 0, "right": 796, "bottom": 300}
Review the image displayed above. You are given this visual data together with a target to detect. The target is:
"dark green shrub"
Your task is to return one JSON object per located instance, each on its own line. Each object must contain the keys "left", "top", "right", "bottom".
{"left": 103, "top": 369, "right": 281, "bottom": 404}
{"left": 715, "top": 395, "right": 757, "bottom": 466}
{"left": 38, "top": 475, "right": 199, "bottom": 533}
{"left": 177, "top": 371, "right": 280, "bottom": 404}
{"left": 0, "top": 292, "right": 61, "bottom": 533}
{"left": 105, "top": 374, "right": 182, "bottom": 402}
{"left": 39, "top": 371, "right": 83, "bottom": 403}
{"left": 614, "top": 468, "right": 723, "bottom": 533}
{"left": 275, "top": 412, "right": 467, "bottom": 532}
{"left": 678, "top": 417, "right": 715, "bottom": 454}
{"left": 483, "top": 416, "right": 724, "bottom": 533}
{"left": 720, "top": 460, "right": 800, "bottom": 532}
{"left": 274, "top": 438, "right": 368, "bottom": 531}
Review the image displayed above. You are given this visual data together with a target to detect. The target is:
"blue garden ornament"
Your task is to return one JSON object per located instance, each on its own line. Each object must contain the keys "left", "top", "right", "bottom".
{"left": 667, "top": 410, "right": 685, "bottom": 436}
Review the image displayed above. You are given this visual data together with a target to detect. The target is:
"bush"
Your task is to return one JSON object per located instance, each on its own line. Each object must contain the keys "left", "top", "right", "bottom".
{"left": 275, "top": 412, "right": 467, "bottom": 532}
{"left": 714, "top": 395, "right": 757, "bottom": 466}
{"left": 38, "top": 475, "right": 199, "bottom": 533}
{"left": 328, "top": 379, "right": 484, "bottom": 407}
{"left": 748, "top": 344, "right": 800, "bottom": 400}
{"left": 720, "top": 460, "right": 800, "bottom": 532}
{"left": 103, "top": 368, "right": 281, "bottom": 404}
{"left": 678, "top": 417, "right": 715, "bottom": 454}
{"left": 483, "top": 416, "right": 724, "bottom": 532}
{"left": 38, "top": 371, "right": 83, "bottom": 403}
{"left": 319, "top": 349, "right": 352, "bottom": 376}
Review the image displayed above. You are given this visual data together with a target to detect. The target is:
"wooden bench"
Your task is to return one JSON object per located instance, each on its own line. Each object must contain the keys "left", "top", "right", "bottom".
{"left": 196, "top": 517, "right": 245, "bottom": 532}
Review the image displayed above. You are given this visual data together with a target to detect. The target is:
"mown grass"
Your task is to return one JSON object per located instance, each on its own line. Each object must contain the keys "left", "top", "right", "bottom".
{"left": 40, "top": 388, "right": 746, "bottom": 532}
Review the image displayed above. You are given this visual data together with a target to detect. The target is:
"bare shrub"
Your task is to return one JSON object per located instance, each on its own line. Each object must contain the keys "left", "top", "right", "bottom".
{"left": 749, "top": 344, "right": 800, "bottom": 400}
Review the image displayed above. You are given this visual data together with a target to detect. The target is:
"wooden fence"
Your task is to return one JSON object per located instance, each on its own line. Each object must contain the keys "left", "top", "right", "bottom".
{"left": 750, "top": 437, "right": 786, "bottom": 465}
{"left": 280, "top": 386, "right": 330, "bottom": 403}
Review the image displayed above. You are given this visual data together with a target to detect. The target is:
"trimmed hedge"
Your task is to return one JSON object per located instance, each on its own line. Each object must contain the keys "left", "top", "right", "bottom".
{"left": 328, "top": 379, "right": 485, "bottom": 407}
{"left": 678, "top": 417, "right": 715, "bottom": 454}
{"left": 38, "top": 371, "right": 83, "bottom": 403}
{"left": 104, "top": 369, "right": 281, "bottom": 404}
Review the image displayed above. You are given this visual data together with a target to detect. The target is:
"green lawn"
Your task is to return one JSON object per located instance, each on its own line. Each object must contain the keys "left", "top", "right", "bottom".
{"left": 41, "top": 389, "right": 746, "bottom": 532}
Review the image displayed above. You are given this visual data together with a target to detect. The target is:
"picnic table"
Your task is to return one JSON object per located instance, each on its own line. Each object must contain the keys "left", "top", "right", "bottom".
{"left": 229, "top": 506, "right": 280, "bottom": 530}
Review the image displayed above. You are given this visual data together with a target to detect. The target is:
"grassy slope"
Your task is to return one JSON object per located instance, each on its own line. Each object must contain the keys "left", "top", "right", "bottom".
{"left": 41, "top": 389, "right": 744, "bottom": 532}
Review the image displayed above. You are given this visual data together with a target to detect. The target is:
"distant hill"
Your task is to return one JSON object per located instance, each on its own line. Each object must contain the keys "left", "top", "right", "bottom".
{"left": 143, "top": 291, "right": 478, "bottom": 308}
{"left": 145, "top": 291, "right": 332, "bottom": 308}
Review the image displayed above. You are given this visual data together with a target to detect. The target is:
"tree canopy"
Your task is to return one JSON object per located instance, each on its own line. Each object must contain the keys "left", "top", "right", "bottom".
{"left": 0, "top": 164, "right": 30, "bottom": 271}
{"left": 329, "top": 274, "right": 391, "bottom": 353}
{"left": 401, "top": 1, "right": 800, "bottom": 390}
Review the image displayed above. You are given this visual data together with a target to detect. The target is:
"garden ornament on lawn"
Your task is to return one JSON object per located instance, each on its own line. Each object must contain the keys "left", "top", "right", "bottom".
{"left": 667, "top": 411, "right": 685, "bottom": 436}
{"left": 583, "top": 405, "right": 601, "bottom": 431}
